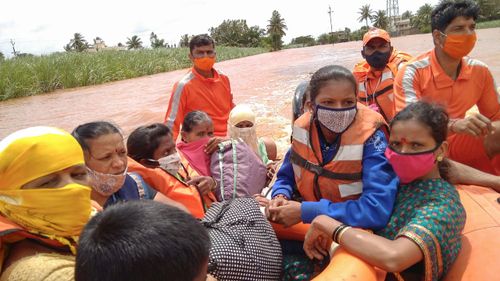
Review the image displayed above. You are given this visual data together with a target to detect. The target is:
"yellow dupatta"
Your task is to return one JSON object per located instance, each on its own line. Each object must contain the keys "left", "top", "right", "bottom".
{"left": 0, "top": 127, "right": 92, "bottom": 255}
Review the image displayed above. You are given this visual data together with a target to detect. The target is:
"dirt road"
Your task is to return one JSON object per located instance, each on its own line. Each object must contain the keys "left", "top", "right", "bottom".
{"left": 1, "top": 28, "right": 499, "bottom": 153}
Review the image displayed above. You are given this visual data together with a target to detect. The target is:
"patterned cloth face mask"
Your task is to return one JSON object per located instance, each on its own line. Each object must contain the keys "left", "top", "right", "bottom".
{"left": 86, "top": 168, "right": 127, "bottom": 196}
{"left": 158, "top": 152, "right": 182, "bottom": 175}
{"left": 315, "top": 104, "right": 357, "bottom": 134}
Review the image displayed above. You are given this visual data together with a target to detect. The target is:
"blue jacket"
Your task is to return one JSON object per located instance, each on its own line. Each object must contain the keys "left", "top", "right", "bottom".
{"left": 272, "top": 129, "right": 398, "bottom": 230}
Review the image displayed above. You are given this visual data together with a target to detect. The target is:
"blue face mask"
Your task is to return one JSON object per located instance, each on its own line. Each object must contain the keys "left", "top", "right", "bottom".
{"left": 315, "top": 104, "right": 357, "bottom": 134}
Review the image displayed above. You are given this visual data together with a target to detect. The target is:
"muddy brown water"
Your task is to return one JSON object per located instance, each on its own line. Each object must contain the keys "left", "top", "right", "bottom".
{"left": 1, "top": 28, "right": 499, "bottom": 155}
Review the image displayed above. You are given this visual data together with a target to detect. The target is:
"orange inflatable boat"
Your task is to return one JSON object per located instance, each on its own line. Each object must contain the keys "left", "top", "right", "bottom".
{"left": 272, "top": 184, "right": 500, "bottom": 281}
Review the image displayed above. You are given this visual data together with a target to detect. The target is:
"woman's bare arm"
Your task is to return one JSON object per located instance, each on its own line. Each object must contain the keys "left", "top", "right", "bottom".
{"left": 305, "top": 215, "right": 423, "bottom": 273}
{"left": 153, "top": 192, "right": 189, "bottom": 213}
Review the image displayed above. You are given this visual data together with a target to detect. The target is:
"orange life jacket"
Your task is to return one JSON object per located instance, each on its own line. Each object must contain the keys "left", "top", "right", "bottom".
{"left": 127, "top": 157, "right": 216, "bottom": 219}
{"left": 353, "top": 50, "right": 412, "bottom": 122}
{"left": 291, "top": 104, "right": 386, "bottom": 202}
{"left": 0, "top": 215, "right": 70, "bottom": 271}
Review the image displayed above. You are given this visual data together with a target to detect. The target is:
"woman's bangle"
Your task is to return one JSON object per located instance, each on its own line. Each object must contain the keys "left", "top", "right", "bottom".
{"left": 337, "top": 226, "right": 352, "bottom": 244}
{"left": 332, "top": 224, "right": 347, "bottom": 243}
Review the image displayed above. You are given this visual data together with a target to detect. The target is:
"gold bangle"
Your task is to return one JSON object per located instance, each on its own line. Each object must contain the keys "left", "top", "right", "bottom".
{"left": 337, "top": 226, "right": 351, "bottom": 244}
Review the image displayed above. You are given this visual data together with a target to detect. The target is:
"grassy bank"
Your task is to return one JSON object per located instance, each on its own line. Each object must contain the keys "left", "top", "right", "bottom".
{"left": 477, "top": 19, "right": 500, "bottom": 29}
{"left": 0, "top": 47, "right": 267, "bottom": 101}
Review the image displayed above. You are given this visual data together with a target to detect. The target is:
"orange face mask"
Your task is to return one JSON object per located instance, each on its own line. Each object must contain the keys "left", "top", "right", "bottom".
{"left": 193, "top": 57, "right": 215, "bottom": 72}
{"left": 441, "top": 32, "right": 477, "bottom": 59}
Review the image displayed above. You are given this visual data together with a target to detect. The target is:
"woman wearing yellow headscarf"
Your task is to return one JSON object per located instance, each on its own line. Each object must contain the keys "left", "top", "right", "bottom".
{"left": 0, "top": 126, "right": 93, "bottom": 280}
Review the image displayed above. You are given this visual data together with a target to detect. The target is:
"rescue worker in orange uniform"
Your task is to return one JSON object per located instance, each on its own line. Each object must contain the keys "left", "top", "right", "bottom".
{"left": 353, "top": 27, "right": 412, "bottom": 122}
{"left": 164, "top": 34, "right": 235, "bottom": 141}
{"left": 394, "top": 0, "right": 500, "bottom": 175}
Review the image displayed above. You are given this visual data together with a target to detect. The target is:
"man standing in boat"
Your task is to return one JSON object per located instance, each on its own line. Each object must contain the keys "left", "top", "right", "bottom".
{"left": 164, "top": 34, "right": 234, "bottom": 140}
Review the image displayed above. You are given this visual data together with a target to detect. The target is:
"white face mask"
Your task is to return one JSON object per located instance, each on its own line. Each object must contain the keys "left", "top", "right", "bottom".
{"left": 87, "top": 168, "right": 127, "bottom": 196}
{"left": 158, "top": 153, "right": 181, "bottom": 175}
{"left": 230, "top": 126, "right": 259, "bottom": 154}
{"left": 315, "top": 104, "right": 357, "bottom": 134}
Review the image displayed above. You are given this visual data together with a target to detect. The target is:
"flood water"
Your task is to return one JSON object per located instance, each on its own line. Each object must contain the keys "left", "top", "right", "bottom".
{"left": 1, "top": 28, "right": 499, "bottom": 154}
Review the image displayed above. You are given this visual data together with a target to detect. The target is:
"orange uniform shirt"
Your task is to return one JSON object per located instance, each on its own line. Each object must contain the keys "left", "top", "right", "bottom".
{"left": 165, "top": 67, "right": 234, "bottom": 140}
{"left": 394, "top": 49, "right": 500, "bottom": 121}
{"left": 394, "top": 49, "right": 500, "bottom": 174}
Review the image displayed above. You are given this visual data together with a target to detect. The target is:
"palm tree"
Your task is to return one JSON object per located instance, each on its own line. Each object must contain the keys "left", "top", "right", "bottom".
{"left": 358, "top": 4, "right": 373, "bottom": 28}
{"left": 267, "top": 10, "right": 287, "bottom": 51}
{"left": 401, "top": 10, "right": 413, "bottom": 20}
{"left": 126, "top": 35, "right": 143, "bottom": 50}
{"left": 150, "top": 32, "right": 166, "bottom": 49}
{"left": 372, "top": 10, "right": 389, "bottom": 30}
{"left": 70, "top": 33, "right": 88, "bottom": 52}
{"left": 412, "top": 4, "right": 433, "bottom": 33}
{"left": 0, "top": 51, "right": 4, "bottom": 61}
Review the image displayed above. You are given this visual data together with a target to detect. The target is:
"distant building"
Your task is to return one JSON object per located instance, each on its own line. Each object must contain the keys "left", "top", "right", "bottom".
{"left": 392, "top": 17, "right": 419, "bottom": 37}
{"left": 331, "top": 30, "right": 349, "bottom": 42}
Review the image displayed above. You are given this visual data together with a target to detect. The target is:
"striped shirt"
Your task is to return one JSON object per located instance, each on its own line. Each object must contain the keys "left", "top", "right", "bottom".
{"left": 394, "top": 49, "right": 500, "bottom": 121}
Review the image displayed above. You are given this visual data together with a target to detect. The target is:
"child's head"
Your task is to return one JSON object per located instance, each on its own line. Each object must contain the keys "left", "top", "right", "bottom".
{"left": 309, "top": 65, "right": 357, "bottom": 109}
{"left": 309, "top": 65, "right": 358, "bottom": 134}
{"left": 127, "top": 123, "right": 175, "bottom": 166}
{"left": 387, "top": 101, "right": 449, "bottom": 183}
{"left": 229, "top": 104, "right": 256, "bottom": 128}
{"left": 228, "top": 104, "right": 258, "bottom": 145}
{"left": 75, "top": 200, "right": 210, "bottom": 281}
{"left": 181, "top": 111, "right": 214, "bottom": 143}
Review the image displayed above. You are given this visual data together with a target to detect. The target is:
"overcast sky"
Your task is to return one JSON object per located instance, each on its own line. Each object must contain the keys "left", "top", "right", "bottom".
{"left": 0, "top": 0, "right": 439, "bottom": 57}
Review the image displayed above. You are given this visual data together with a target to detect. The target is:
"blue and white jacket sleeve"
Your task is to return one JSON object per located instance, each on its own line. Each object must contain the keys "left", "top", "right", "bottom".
{"left": 271, "top": 149, "right": 295, "bottom": 199}
{"left": 301, "top": 130, "right": 399, "bottom": 230}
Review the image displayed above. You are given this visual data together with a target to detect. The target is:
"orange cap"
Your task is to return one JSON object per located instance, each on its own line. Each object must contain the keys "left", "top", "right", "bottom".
{"left": 362, "top": 28, "right": 391, "bottom": 46}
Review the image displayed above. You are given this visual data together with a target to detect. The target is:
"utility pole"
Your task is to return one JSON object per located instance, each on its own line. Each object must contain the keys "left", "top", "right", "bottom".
{"left": 10, "top": 39, "right": 18, "bottom": 57}
{"left": 328, "top": 5, "right": 333, "bottom": 33}
{"left": 386, "top": 0, "right": 400, "bottom": 33}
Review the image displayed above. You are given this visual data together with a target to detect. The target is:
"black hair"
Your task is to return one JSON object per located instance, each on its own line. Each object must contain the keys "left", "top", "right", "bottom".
{"left": 182, "top": 111, "right": 213, "bottom": 133}
{"left": 390, "top": 101, "right": 450, "bottom": 180}
{"left": 75, "top": 200, "right": 210, "bottom": 281}
{"left": 189, "top": 34, "right": 215, "bottom": 54}
{"left": 72, "top": 121, "right": 122, "bottom": 152}
{"left": 308, "top": 65, "right": 357, "bottom": 105}
{"left": 127, "top": 123, "right": 171, "bottom": 161}
{"left": 431, "top": 0, "right": 479, "bottom": 32}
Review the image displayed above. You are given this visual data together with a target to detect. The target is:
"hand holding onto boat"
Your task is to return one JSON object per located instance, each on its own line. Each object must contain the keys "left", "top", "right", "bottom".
{"left": 304, "top": 215, "right": 341, "bottom": 260}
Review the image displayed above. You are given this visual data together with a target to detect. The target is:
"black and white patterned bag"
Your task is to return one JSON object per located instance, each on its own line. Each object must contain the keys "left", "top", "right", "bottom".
{"left": 202, "top": 198, "right": 282, "bottom": 280}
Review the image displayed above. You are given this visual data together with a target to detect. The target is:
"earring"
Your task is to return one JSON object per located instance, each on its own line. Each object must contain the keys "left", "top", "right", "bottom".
{"left": 437, "top": 155, "right": 444, "bottom": 162}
